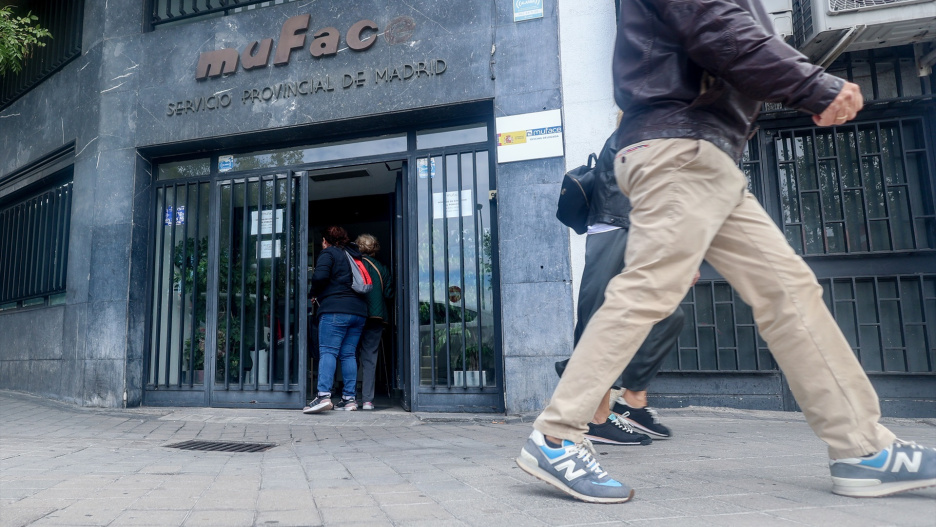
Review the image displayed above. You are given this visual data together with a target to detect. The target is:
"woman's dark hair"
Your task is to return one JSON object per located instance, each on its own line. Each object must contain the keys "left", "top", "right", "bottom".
{"left": 322, "top": 226, "right": 350, "bottom": 248}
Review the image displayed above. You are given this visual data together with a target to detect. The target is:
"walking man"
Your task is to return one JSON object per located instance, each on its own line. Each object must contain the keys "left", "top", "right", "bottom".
{"left": 516, "top": 0, "right": 936, "bottom": 503}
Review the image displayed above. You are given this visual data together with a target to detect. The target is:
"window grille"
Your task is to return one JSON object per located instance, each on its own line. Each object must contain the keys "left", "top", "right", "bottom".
{"left": 0, "top": 180, "right": 72, "bottom": 306}
{"left": 147, "top": 0, "right": 298, "bottom": 29}
{"left": 0, "top": 0, "right": 84, "bottom": 110}
{"left": 791, "top": 0, "right": 813, "bottom": 48}
{"left": 665, "top": 275, "right": 935, "bottom": 373}
{"left": 762, "top": 47, "right": 933, "bottom": 111}
{"left": 774, "top": 117, "right": 935, "bottom": 255}
{"left": 824, "top": 275, "right": 935, "bottom": 373}
{"left": 667, "top": 281, "right": 776, "bottom": 372}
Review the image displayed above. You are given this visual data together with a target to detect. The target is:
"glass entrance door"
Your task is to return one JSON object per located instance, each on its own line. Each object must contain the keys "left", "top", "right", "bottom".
{"left": 411, "top": 147, "right": 503, "bottom": 412}
{"left": 210, "top": 171, "right": 305, "bottom": 407}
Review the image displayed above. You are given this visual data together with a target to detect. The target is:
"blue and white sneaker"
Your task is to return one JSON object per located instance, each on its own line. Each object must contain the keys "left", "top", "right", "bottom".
{"left": 516, "top": 430, "right": 634, "bottom": 503}
{"left": 830, "top": 439, "right": 936, "bottom": 497}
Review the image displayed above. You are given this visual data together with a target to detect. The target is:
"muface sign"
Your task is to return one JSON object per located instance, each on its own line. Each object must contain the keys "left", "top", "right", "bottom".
{"left": 195, "top": 14, "right": 380, "bottom": 80}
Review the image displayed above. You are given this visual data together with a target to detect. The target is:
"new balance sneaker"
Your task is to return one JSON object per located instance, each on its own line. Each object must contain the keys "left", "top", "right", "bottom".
{"left": 830, "top": 439, "right": 936, "bottom": 497}
{"left": 334, "top": 398, "right": 358, "bottom": 411}
{"left": 303, "top": 395, "right": 333, "bottom": 414}
{"left": 516, "top": 429, "right": 634, "bottom": 503}
{"left": 585, "top": 414, "right": 652, "bottom": 445}
{"left": 613, "top": 398, "right": 672, "bottom": 438}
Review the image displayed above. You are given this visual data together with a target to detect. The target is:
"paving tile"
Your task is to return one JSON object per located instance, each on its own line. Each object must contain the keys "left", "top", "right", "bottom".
{"left": 371, "top": 490, "right": 434, "bottom": 506}
{"left": 181, "top": 509, "right": 256, "bottom": 527}
{"left": 318, "top": 505, "right": 389, "bottom": 524}
{"left": 0, "top": 505, "right": 59, "bottom": 527}
{"left": 254, "top": 509, "right": 323, "bottom": 526}
{"left": 381, "top": 502, "right": 459, "bottom": 522}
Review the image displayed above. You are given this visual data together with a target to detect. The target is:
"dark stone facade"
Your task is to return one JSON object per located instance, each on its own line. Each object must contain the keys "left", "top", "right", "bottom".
{"left": 0, "top": 0, "right": 573, "bottom": 411}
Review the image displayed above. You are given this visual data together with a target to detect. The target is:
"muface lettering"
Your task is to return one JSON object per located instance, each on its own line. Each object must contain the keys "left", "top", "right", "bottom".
{"left": 196, "top": 15, "right": 388, "bottom": 80}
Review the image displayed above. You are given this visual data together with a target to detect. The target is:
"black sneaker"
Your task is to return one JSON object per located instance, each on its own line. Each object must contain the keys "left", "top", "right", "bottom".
{"left": 585, "top": 414, "right": 652, "bottom": 445}
{"left": 334, "top": 398, "right": 358, "bottom": 411}
{"left": 612, "top": 398, "right": 672, "bottom": 438}
{"left": 303, "top": 395, "right": 333, "bottom": 414}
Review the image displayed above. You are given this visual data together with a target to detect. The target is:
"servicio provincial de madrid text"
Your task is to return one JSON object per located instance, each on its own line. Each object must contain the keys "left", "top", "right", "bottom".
{"left": 166, "top": 59, "right": 446, "bottom": 117}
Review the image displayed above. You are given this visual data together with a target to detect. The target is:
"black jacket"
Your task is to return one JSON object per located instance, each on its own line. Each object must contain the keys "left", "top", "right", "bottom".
{"left": 310, "top": 244, "right": 367, "bottom": 318}
{"left": 586, "top": 132, "right": 631, "bottom": 229}
{"left": 613, "top": 0, "right": 843, "bottom": 161}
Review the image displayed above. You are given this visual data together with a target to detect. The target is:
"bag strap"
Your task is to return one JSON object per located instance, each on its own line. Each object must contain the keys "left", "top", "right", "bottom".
{"left": 363, "top": 258, "right": 384, "bottom": 290}
{"left": 341, "top": 249, "right": 357, "bottom": 285}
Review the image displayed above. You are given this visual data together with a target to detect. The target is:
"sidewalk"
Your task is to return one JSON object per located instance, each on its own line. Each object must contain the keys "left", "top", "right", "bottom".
{"left": 1, "top": 390, "right": 933, "bottom": 527}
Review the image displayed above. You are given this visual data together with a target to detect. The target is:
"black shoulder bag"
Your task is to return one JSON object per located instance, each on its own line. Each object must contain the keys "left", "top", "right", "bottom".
{"left": 556, "top": 153, "right": 598, "bottom": 235}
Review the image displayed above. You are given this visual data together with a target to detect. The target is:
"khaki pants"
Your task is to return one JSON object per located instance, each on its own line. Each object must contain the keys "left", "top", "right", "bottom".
{"left": 534, "top": 138, "right": 895, "bottom": 459}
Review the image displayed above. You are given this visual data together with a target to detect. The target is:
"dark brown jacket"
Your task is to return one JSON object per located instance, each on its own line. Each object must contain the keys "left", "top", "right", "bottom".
{"left": 613, "top": 0, "right": 844, "bottom": 160}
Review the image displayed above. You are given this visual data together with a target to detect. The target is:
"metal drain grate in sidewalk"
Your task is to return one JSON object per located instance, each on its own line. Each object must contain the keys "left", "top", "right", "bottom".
{"left": 165, "top": 440, "right": 275, "bottom": 453}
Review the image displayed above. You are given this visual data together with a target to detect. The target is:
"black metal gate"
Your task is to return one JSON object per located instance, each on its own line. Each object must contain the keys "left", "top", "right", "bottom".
{"left": 210, "top": 171, "right": 305, "bottom": 407}
{"left": 409, "top": 146, "right": 503, "bottom": 412}
{"left": 145, "top": 170, "right": 306, "bottom": 407}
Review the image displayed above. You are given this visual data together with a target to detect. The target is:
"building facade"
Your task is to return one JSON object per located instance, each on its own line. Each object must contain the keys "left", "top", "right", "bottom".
{"left": 1, "top": 0, "right": 934, "bottom": 416}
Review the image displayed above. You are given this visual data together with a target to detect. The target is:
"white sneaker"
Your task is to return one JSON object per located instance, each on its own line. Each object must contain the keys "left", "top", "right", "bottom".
{"left": 362, "top": 401, "right": 374, "bottom": 410}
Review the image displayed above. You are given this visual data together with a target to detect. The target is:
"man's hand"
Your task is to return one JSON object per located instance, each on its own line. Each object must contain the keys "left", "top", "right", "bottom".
{"left": 813, "top": 82, "right": 863, "bottom": 127}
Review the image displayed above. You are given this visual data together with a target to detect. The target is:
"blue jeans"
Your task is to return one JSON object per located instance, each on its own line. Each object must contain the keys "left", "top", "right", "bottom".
{"left": 317, "top": 313, "right": 366, "bottom": 398}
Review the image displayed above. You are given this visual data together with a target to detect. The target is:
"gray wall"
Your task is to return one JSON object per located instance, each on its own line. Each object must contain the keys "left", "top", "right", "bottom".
{"left": 0, "top": 0, "right": 574, "bottom": 411}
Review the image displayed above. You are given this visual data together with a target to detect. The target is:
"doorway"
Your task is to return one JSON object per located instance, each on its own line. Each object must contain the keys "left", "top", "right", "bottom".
{"left": 306, "top": 162, "right": 402, "bottom": 409}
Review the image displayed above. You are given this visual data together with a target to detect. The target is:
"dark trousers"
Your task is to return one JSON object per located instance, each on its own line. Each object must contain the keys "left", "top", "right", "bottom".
{"left": 573, "top": 228, "right": 684, "bottom": 391}
{"left": 356, "top": 318, "right": 384, "bottom": 403}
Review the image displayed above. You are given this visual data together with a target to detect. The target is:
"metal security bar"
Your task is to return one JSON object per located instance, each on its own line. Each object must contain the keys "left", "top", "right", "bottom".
{"left": 0, "top": 181, "right": 72, "bottom": 305}
{"left": 149, "top": 181, "right": 210, "bottom": 388}
{"left": 216, "top": 174, "right": 299, "bottom": 390}
{"left": 147, "top": 0, "right": 297, "bottom": 28}
{"left": 0, "top": 0, "right": 84, "bottom": 110}
{"left": 416, "top": 149, "right": 496, "bottom": 389}
{"left": 763, "top": 47, "right": 934, "bottom": 111}
{"left": 666, "top": 275, "right": 935, "bottom": 373}
{"left": 666, "top": 281, "right": 776, "bottom": 372}
{"left": 774, "top": 117, "right": 935, "bottom": 255}
{"left": 824, "top": 275, "right": 936, "bottom": 373}
{"left": 791, "top": 0, "right": 814, "bottom": 49}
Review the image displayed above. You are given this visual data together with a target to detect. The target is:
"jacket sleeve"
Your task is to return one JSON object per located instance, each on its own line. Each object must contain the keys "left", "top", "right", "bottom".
{"left": 647, "top": 0, "right": 844, "bottom": 114}
{"left": 309, "top": 250, "right": 335, "bottom": 296}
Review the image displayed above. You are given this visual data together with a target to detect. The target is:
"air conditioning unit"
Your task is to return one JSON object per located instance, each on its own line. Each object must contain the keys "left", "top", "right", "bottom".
{"left": 763, "top": 0, "right": 795, "bottom": 40}
{"left": 792, "top": 0, "right": 936, "bottom": 65}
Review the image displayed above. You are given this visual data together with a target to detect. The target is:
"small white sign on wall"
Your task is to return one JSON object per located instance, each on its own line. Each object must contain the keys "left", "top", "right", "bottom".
{"left": 495, "top": 109, "right": 564, "bottom": 163}
{"left": 514, "top": 0, "right": 544, "bottom": 21}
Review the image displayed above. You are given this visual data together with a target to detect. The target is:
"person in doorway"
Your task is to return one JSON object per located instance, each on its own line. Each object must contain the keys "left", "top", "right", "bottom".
{"left": 517, "top": 0, "right": 936, "bottom": 503}
{"left": 355, "top": 233, "right": 393, "bottom": 411}
{"left": 304, "top": 226, "right": 367, "bottom": 413}
{"left": 554, "top": 130, "right": 692, "bottom": 446}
